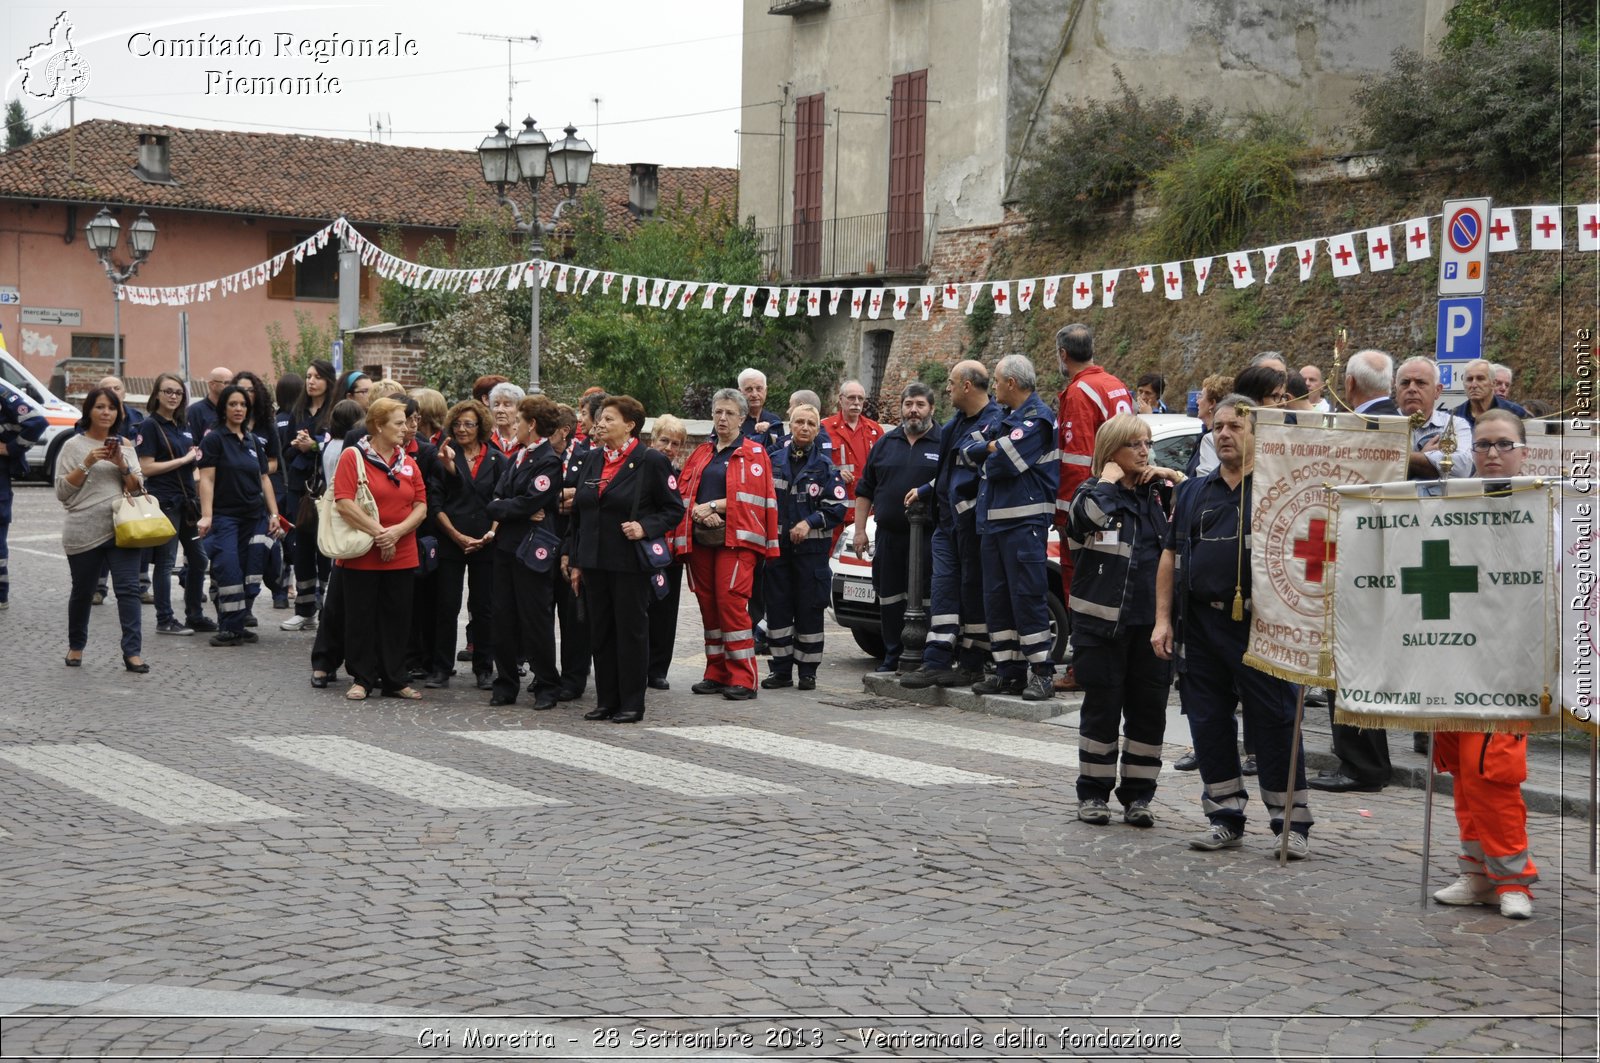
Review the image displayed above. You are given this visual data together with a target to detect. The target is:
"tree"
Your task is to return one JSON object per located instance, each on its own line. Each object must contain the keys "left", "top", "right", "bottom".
{"left": 4, "top": 100, "right": 35, "bottom": 151}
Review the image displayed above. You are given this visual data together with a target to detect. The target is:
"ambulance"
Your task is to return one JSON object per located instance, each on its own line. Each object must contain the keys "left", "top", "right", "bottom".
{"left": 0, "top": 326, "right": 82, "bottom": 481}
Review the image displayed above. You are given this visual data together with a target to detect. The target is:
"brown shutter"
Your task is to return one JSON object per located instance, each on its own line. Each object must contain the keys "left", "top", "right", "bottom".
{"left": 792, "top": 92, "right": 824, "bottom": 278}
{"left": 266, "top": 231, "right": 296, "bottom": 300}
{"left": 887, "top": 70, "right": 927, "bottom": 272}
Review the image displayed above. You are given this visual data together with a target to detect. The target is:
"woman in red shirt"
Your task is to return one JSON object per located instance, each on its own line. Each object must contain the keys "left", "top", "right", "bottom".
{"left": 333, "top": 397, "right": 428, "bottom": 701}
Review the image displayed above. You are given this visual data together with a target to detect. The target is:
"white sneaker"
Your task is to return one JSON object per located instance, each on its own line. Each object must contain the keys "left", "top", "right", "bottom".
{"left": 1277, "top": 831, "right": 1310, "bottom": 860}
{"left": 279, "top": 614, "right": 315, "bottom": 631}
{"left": 1433, "top": 874, "right": 1496, "bottom": 907}
{"left": 1499, "top": 890, "right": 1532, "bottom": 919}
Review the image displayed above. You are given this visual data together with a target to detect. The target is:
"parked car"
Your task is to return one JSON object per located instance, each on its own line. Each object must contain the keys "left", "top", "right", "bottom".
{"left": 0, "top": 341, "right": 81, "bottom": 481}
{"left": 829, "top": 413, "right": 1203, "bottom": 660}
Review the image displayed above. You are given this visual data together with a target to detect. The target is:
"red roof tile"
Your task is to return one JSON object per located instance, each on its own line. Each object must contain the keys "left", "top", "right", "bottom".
{"left": 0, "top": 119, "right": 737, "bottom": 232}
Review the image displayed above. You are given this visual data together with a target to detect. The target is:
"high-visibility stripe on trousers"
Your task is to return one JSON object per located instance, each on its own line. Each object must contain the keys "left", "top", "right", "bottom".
{"left": 688, "top": 544, "right": 759, "bottom": 692}
{"left": 1073, "top": 627, "right": 1172, "bottom": 806}
{"left": 1435, "top": 731, "right": 1539, "bottom": 893}
{"left": 980, "top": 523, "right": 1053, "bottom": 680}
{"left": 925, "top": 514, "right": 988, "bottom": 672}
{"left": 764, "top": 550, "right": 830, "bottom": 679}
{"left": 204, "top": 514, "right": 268, "bottom": 634}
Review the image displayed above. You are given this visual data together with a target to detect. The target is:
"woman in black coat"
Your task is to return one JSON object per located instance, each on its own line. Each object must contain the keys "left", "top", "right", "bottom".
{"left": 563, "top": 395, "right": 685, "bottom": 723}
{"left": 484, "top": 395, "right": 566, "bottom": 708}
{"left": 425, "top": 399, "right": 506, "bottom": 689}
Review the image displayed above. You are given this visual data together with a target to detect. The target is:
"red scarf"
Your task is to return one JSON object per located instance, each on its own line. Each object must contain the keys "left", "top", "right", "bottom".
{"left": 597, "top": 437, "right": 637, "bottom": 495}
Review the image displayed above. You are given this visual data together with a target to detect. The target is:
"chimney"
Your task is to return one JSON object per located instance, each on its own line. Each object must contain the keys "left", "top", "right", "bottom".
{"left": 133, "top": 130, "right": 175, "bottom": 185}
{"left": 628, "top": 163, "right": 659, "bottom": 218}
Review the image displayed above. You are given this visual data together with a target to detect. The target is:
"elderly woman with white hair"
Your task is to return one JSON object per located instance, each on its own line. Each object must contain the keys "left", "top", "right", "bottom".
{"left": 486, "top": 381, "right": 527, "bottom": 456}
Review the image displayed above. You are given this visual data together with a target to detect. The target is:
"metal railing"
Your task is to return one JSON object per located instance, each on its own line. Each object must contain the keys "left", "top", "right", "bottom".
{"left": 754, "top": 211, "right": 937, "bottom": 283}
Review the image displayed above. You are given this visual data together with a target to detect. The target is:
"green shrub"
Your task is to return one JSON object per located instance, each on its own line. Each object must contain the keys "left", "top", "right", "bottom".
{"left": 1148, "top": 124, "right": 1306, "bottom": 260}
{"left": 1353, "top": 30, "right": 1597, "bottom": 184}
{"left": 1013, "top": 69, "right": 1222, "bottom": 241}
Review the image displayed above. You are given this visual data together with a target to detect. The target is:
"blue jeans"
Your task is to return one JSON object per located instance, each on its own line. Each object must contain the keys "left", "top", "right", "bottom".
{"left": 153, "top": 497, "right": 206, "bottom": 625}
{"left": 67, "top": 540, "right": 142, "bottom": 656}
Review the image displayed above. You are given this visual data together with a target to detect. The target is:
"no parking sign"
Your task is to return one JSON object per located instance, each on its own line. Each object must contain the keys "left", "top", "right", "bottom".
{"left": 1438, "top": 197, "right": 1490, "bottom": 297}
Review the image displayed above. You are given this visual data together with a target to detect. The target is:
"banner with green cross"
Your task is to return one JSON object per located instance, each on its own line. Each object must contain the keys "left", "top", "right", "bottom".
{"left": 1331, "top": 477, "right": 1561, "bottom": 734}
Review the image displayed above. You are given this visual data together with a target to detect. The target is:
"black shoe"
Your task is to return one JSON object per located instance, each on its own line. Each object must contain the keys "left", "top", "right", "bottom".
{"left": 722, "top": 686, "right": 757, "bottom": 701}
{"left": 209, "top": 631, "right": 243, "bottom": 647}
{"left": 411, "top": 666, "right": 432, "bottom": 680}
{"left": 647, "top": 676, "right": 670, "bottom": 690}
{"left": 1302, "top": 689, "right": 1328, "bottom": 707}
{"left": 584, "top": 706, "right": 618, "bottom": 721}
{"left": 1021, "top": 673, "right": 1056, "bottom": 701}
{"left": 1308, "top": 770, "right": 1383, "bottom": 793}
{"left": 900, "top": 667, "right": 951, "bottom": 689}
{"left": 527, "top": 678, "right": 540, "bottom": 694}
{"left": 691, "top": 680, "right": 726, "bottom": 695}
{"left": 424, "top": 672, "right": 450, "bottom": 689}
{"left": 187, "top": 616, "right": 219, "bottom": 633}
{"left": 874, "top": 658, "right": 901, "bottom": 674}
{"left": 240, "top": 629, "right": 259, "bottom": 644}
{"left": 475, "top": 670, "right": 494, "bottom": 690}
{"left": 457, "top": 645, "right": 474, "bottom": 663}
{"left": 122, "top": 656, "right": 150, "bottom": 674}
{"left": 310, "top": 672, "right": 331, "bottom": 689}
{"left": 972, "top": 675, "right": 1024, "bottom": 696}
{"left": 272, "top": 596, "right": 290, "bottom": 610}
{"left": 611, "top": 709, "right": 645, "bottom": 723}
{"left": 797, "top": 675, "right": 816, "bottom": 691}
{"left": 556, "top": 683, "right": 585, "bottom": 702}
{"left": 532, "top": 693, "right": 558, "bottom": 710}
{"left": 1174, "top": 750, "right": 1199, "bottom": 771}
{"left": 1241, "top": 753, "right": 1258, "bottom": 776}
{"left": 242, "top": 611, "right": 258, "bottom": 628}
{"left": 488, "top": 693, "right": 516, "bottom": 707}
{"left": 761, "top": 674, "right": 793, "bottom": 689}
{"left": 1413, "top": 732, "right": 1430, "bottom": 755}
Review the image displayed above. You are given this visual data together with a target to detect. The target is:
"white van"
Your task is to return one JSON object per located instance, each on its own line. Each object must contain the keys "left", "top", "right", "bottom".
{"left": 0, "top": 339, "right": 82, "bottom": 481}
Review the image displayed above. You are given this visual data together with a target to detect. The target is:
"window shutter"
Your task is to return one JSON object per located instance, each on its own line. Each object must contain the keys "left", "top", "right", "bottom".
{"left": 267, "top": 232, "right": 296, "bottom": 300}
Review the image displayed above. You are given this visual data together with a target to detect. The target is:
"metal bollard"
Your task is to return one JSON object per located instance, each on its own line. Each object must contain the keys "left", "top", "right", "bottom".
{"left": 900, "top": 496, "right": 929, "bottom": 670}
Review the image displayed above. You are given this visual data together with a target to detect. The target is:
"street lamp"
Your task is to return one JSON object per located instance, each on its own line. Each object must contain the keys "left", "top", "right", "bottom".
{"left": 85, "top": 207, "right": 158, "bottom": 378}
{"left": 477, "top": 116, "right": 594, "bottom": 393}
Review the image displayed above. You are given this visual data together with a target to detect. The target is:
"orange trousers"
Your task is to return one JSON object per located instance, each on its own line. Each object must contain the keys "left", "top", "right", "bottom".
{"left": 1434, "top": 731, "right": 1538, "bottom": 893}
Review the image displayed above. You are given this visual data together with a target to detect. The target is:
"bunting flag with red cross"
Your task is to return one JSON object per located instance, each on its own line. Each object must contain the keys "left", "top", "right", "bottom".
{"left": 1261, "top": 245, "right": 1284, "bottom": 284}
{"left": 1016, "top": 278, "right": 1036, "bottom": 312}
{"left": 1327, "top": 233, "right": 1361, "bottom": 278}
{"left": 1579, "top": 204, "right": 1600, "bottom": 252}
{"left": 919, "top": 286, "right": 935, "bottom": 319}
{"left": 1294, "top": 240, "right": 1318, "bottom": 281}
{"left": 941, "top": 280, "right": 961, "bottom": 309}
{"left": 1160, "top": 262, "right": 1183, "bottom": 300}
{"left": 1528, "top": 205, "right": 1562, "bottom": 251}
{"left": 1401, "top": 217, "right": 1432, "bottom": 261}
{"left": 1489, "top": 207, "right": 1519, "bottom": 252}
{"left": 1100, "top": 269, "right": 1119, "bottom": 307}
{"left": 1070, "top": 274, "right": 1093, "bottom": 310}
{"left": 1243, "top": 408, "right": 1409, "bottom": 687}
{"left": 1192, "top": 257, "right": 1213, "bottom": 295}
{"left": 850, "top": 288, "right": 867, "bottom": 318}
{"left": 1042, "top": 275, "right": 1062, "bottom": 308}
{"left": 1331, "top": 476, "right": 1559, "bottom": 734}
{"left": 892, "top": 287, "right": 909, "bottom": 320}
{"left": 828, "top": 288, "right": 845, "bottom": 315}
{"left": 1363, "top": 226, "right": 1395, "bottom": 272}
{"left": 1136, "top": 265, "right": 1156, "bottom": 294}
{"left": 1226, "top": 251, "right": 1255, "bottom": 288}
{"left": 990, "top": 281, "right": 1011, "bottom": 315}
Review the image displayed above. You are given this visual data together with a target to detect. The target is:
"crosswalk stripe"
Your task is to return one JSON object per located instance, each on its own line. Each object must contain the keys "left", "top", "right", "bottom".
{"left": 651, "top": 726, "right": 1014, "bottom": 786}
{"left": 233, "top": 736, "right": 562, "bottom": 810}
{"left": 453, "top": 731, "right": 798, "bottom": 797}
{"left": 0, "top": 742, "right": 295, "bottom": 825}
{"left": 831, "top": 720, "right": 1081, "bottom": 767}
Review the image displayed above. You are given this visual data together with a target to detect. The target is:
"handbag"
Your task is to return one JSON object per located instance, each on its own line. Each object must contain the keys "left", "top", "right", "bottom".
{"left": 693, "top": 522, "right": 725, "bottom": 547}
{"left": 316, "top": 451, "right": 378, "bottom": 560}
{"left": 414, "top": 534, "right": 440, "bottom": 576}
{"left": 630, "top": 472, "right": 674, "bottom": 569}
{"left": 156, "top": 419, "right": 202, "bottom": 527}
{"left": 514, "top": 519, "right": 562, "bottom": 573}
{"left": 113, "top": 491, "right": 176, "bottom": 548}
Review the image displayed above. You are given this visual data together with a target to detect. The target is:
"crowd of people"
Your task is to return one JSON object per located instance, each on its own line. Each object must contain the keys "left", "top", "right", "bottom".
{"left": 2, "top": 337, "right": 1548, "bottom": 918}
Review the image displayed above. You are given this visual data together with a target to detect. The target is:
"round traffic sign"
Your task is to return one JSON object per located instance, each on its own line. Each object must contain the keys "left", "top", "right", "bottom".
{"left": 1447, "top": 208, "right": 1483, "bottom": 254}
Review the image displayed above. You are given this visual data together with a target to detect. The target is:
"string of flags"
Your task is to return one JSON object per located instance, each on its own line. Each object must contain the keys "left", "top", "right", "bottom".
{"left": 115, "top": 204, "right": 1599, "bottom": 315}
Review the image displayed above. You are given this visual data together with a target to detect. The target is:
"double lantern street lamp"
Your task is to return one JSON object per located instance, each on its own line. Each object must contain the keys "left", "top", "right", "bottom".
{"left": 477, "top": 116, "right": 594, "bottom": 393}
{"left": 84, "top": 207, "right": 158, "bottom": 379}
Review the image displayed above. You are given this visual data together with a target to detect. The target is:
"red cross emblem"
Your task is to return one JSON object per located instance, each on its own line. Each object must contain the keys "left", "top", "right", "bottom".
{"left": 871, "top": 295, "right": 882, "bottom": 310}
{"left": 1333, "top": 244, "right": 1353, "bottom": 266}
{"left": 808, "top": 293, "right": 818, "bottom": 308}
{"left": 853, "top": 296, "right": 863, "bottom": 311}
{"left": 1301, "top": 248, "right": 1313, "bottom": 266}
{"left": 1137, "top": 267, "right": 1150, "bottom": 286}
{"left": 1265, "top": 254, "right": 1276, "bottom": 270}
{"left": 1293, "top": 518, "right": 1337, "bottom": 583}
{"left": 1490, "top": 216, "right": 1511, "bottom": 241}
{"left": 1232, "top": 259, "right": 1248, "bottom": 278}
{"left": 896, "top": 297, "right": 907, "bottom": 311}
{"left": 1371, "top": 238, "right": 1389, "bottom": 260}
{"left": 993, "top": 288, "right": 1007, "bottom": 305}
{"left": 1536, "top": 215, "right": 1557, "bottom": 238}
{"left": 1165, "top": 272, "right": 1179, "bottom": 290}
{"left": 1410, "top": 226, "right": 1427, "bottom": 248}
{"left": 1104, "top": 278, "right": 1115, "bottom": 293}
{"left": 1196, "top": 266, "right": 1208, "bottom": 281}
{"left": 1045, "top": 280, "right": 1058, "bottom": 299}
{"left": 1075, "top": 281, "right": 1090, "bottom": 299}
{"left": 945, "top": 283, "right": 957, "bottom": 300}
{"left": 1584, "top": 214, "right": 1600, "bottom": 238}
{"left": 1021, "top": 284, "right": 1032, "bottom": 300}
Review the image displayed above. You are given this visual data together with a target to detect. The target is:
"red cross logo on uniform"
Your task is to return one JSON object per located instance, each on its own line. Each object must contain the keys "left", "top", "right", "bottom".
{"left": 1293, "top": 519, "right": 1337, "bottom": 583}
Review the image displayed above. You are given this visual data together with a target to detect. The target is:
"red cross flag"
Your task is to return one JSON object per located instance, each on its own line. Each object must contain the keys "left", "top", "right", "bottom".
{"left": 662, "top": 280, "right": 681, "bottom": 307}
{"left": 850, "top": 288, "right": 867, "bottom": 318}
{"left": 1489, "top": 208, "right": 1518, "bottom": 252}
{"left": 1363, "top": 226, "right": 1394, "bottom": 272}
{"left": 1528, "top": 205, "right": 1563, "bottom": 250}
{"left": 1227, "top": 251, "right": 1255, "bottom": 289}
{"left": 784, "top": 287, "right": 801, "bottom": 315}
{"left": 941, "top": 281, "right": 961, "bottom": 309}
{"left": 1161, "top": 262, "right": 1183, "bottom": 300}
{"left": 1294, "top": 240, "right": 1318, "bottom": 281}
{"left": 1070, "top": 274, "right": 1093, "bottom": 310}
{"left": 677, "top": 283, "right": 698, "bottom": 310}
{"left": 1100, "top": 269, "right": 1119, "bottom": 308}
{"left": 990, "top": 281, "right": 1011, "bottom": 315}
{"left": 1580, "top": 204, "right": 1600, "bottom": 252}
{"left": 1016, "top": 279, "right": 1035, "bottom": 313}
{"left": 1042, "top": 275, "right": 1062, "bottom": 308}
{"left": 805, "top": 288, "right": 821, "bottom": 316}
{"left": 1190, "top": 257, "right": 1212, "bottom": 295}
{"left": 701, "top": 283, "right": 720, "bottom": 310}
{"left": 868, "top": 289, "right": 884, "bottom": 319}
{"left": 1136, "top": 265, "right": 1156, "bottom": 294}
{"left": 556, "top": 264, "right": 571, "bottom": 292}
{"left": 1261, "top": 246, "right": 1283, "bottom": 284}
{"left": 764, "top": 288, "right": 782, "bottom": 317}
{"left": 828, "top": 288, "right": 845, "bottom": 315}
{"left": 1402, "top": 217, "right": 1431, "bottom": 261}
{"left": 1327, "top": 234, "right": 1361, "bottom": 278}
{"left": 619, "top": 276, "right": 635, "bottom": 303}
{"left": 892, "top": 287, "right": 909, "bottom": 320}
{"left": 723, "top": 285, "right": 741, "bottom": 314}
{"left": 601, "top": 271, "right": 617, "bottom": 294}
{"left": 920, "top": 286, "right": 935, "bottom": 319}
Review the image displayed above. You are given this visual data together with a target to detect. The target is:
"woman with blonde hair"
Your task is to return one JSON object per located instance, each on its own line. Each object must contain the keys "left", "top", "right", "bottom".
{"left": 645, "top": 414, "right": 689, "bottom": 689}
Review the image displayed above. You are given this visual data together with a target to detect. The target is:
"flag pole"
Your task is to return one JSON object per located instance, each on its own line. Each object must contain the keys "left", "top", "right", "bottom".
{"left": 1278, "top": 686, "right": 1307, "bottom": 866}
{"left": 1420, "top": 732, "right": 1436, "bottom": 907}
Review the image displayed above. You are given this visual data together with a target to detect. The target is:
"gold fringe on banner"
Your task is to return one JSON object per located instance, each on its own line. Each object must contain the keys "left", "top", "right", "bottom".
{"left": 1335, "top": 710, "right": 1565, "bottom": 735}
{"left": 1242, "top": 653, "right": 1332, "bottom": 688}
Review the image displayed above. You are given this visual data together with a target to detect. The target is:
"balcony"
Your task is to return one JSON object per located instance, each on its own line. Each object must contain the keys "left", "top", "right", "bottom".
{"left": 768, "top": 0, "right": 830, "bottom": 14}
{"left": 754, "top": 211, "right": 936, "bottom": 284}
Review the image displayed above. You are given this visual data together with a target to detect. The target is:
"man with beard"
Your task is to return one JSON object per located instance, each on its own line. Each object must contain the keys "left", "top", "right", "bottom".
{"left": 852, "top": 383, "right": 941, "bottom": 673}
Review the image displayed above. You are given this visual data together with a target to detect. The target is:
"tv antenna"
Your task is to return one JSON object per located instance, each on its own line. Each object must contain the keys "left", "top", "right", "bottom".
{"left": 368, "top": 113, "right": 392, "bottom": 143}
{"left": 462, "top": 31, "right": 541, "bottom": 125}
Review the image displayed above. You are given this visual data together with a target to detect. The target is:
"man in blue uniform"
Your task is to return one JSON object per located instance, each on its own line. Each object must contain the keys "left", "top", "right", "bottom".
{"left": 0, "top": 379, "right": 48, "bottom": 607}
{"left": 1152, "top": 394, "right": 1314, "bottom": 858}
{"left": 851, "top": 382, "right": 941, "bottom": 673}
{"left": 974, "top": 354, "right": 1060, "bottom": 701}
{"left": 902, "top": 360, "right": 1003, "bottom": 689}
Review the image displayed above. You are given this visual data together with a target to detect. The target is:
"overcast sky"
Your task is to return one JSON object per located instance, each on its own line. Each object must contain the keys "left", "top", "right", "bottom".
{"left": 3, "top": 0, "right": 749, "bottom": 167}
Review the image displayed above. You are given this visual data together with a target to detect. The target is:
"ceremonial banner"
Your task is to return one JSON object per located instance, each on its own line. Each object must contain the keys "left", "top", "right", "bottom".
{"left": 1244, "top": 409, "right": 1409, "bottom": 685}
{"left": 1331, "top": 477, "right": 1560, "bottom": 733}
{"left": 1558, "top": 481, "right": 1598, "bottom": 736}
{"left": 1521, "top": 420, "right": 1597, "bottom": 480}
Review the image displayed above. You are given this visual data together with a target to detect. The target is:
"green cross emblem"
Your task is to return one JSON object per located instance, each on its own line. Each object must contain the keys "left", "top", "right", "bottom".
{"left": 1400, "top": 539, "right": 1479, "bottom": 620}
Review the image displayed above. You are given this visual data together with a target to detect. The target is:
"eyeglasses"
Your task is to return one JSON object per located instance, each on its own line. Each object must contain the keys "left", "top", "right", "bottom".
{"left": 158, "top": 388, "right": 185, "bottom": 397}
{"left": 1471, "top": 440, "right": 1526, "bottom": 454}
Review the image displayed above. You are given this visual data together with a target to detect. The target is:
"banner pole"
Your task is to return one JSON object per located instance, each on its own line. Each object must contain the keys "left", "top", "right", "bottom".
{"left": 1421, "top": 732, "right": 1436, "bottom": 907}
{"left": 1278, "top": 686, "right": 1307, "bottom": 866}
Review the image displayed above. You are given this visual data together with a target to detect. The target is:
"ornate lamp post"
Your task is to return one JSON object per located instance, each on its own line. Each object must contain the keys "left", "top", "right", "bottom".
{"left": 84, "top": 207, "right": 157, "bottom": 378}
{"left": 477, "top": 117, "right": 594, "bottom": 393}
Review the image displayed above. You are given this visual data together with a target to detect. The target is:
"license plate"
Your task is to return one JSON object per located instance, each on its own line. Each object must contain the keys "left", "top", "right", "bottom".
{"left": 841, "top": 581, "right": 876, "bottom": 603}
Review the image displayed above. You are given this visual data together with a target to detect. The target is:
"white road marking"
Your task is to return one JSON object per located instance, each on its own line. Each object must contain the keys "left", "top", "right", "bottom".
{"left": 0, "top": 743, "right": 295, "bottom": 825}
{"left": 454, "top": 730, "right": 798, "bottom": 797}
{"left": 233, "top": 736, "right": 562, "bottom": 810}
{"left": 650, "top": 725, "right": 1014, "bottom": 786}
{"left": 831, "top": 719, "right": 1081, "bottom": 767}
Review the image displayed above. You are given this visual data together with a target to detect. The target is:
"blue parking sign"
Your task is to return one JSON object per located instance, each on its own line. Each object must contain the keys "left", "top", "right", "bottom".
{"left": 1435, "top": 297, "right": 1483, "bottom": 361}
